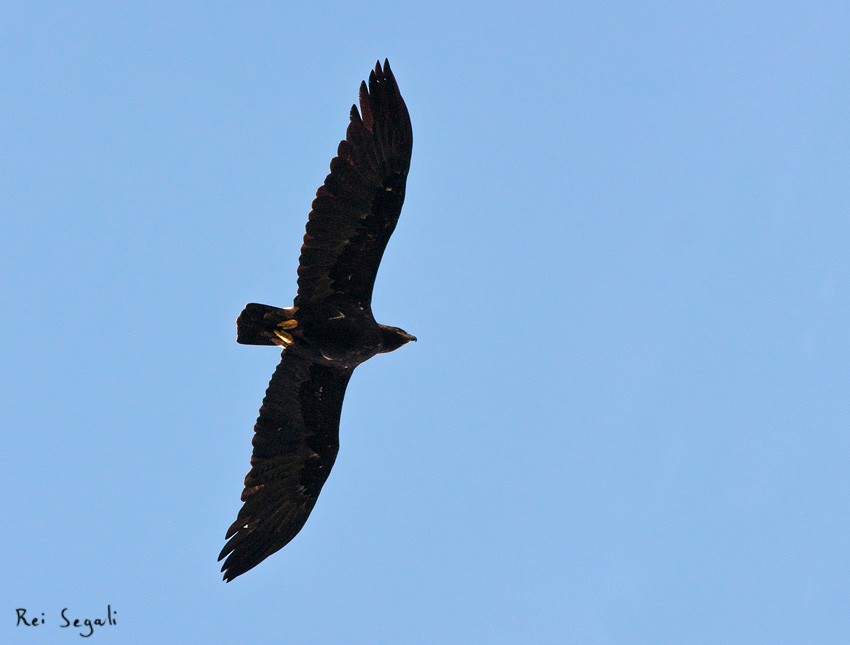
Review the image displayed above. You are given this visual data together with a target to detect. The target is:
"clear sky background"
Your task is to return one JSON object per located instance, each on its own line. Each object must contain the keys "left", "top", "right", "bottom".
{"left": 2, "top": 2, "right": 850, "bottom": 643}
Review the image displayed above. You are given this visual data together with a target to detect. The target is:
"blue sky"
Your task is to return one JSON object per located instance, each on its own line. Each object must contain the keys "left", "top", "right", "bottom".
{"left": 2, "top": 2, "right": 850, "bottom": 643}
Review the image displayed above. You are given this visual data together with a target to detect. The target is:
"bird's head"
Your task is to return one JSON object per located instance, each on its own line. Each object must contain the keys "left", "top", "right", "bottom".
{"left": 378, "top": 324, "right": 417, "bottom": 354}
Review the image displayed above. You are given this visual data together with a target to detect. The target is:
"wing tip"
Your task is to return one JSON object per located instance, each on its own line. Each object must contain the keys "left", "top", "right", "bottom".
{"left": 373, "top": 58, "right": 393, "bottom": 78}
{"left": 217, "top": 536, "right": 254, "bottom": 582}
{"left": 370, "top": 58, "right": 397, "bottom": 87}
{"left": 352, "top": 58, "right": 410, "bottom": 143}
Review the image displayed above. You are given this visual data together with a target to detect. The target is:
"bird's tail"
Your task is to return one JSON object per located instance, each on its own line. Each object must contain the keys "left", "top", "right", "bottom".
{"left": 236, "top": 303, "right": 299, "bottom": 346}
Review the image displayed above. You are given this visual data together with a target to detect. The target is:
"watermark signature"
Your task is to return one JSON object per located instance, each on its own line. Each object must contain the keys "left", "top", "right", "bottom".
{"left": 15, "top": 606, "right": 117, "bottom": 638}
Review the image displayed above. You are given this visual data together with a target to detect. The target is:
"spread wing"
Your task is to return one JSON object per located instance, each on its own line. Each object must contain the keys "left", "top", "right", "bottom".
{"left": 219, "top": 351, "right": 353, "bottom": 581}
{"left": 295, "top": 59, "right": 413, "bottom": 315}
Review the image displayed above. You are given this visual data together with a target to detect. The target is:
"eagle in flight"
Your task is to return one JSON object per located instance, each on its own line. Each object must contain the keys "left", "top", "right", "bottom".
{"left": 219, "top": 60, "right": 415, "bottom": 581}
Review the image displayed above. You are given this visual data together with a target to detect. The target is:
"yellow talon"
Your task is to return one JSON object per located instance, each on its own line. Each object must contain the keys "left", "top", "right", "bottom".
{"left": 277, "top": 319, "right": 298, "bottom": 330}
{"left": 274, "top": 330, "right": 293, "bottom": 344}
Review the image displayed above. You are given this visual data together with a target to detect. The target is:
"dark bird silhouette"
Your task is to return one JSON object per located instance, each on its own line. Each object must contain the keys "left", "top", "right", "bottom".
{"left": 219, "top": 60, "right": 415, "bottom": 582}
